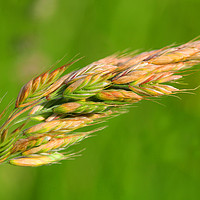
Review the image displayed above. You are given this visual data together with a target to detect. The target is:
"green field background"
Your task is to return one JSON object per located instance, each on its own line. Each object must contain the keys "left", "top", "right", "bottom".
{"left": 1, "top": 0, "right": 200, "bottom": 200}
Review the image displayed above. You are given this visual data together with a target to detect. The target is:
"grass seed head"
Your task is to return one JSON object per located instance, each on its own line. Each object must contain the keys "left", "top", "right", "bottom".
{"left": 1, "top": 39, "right": 200, "bottom": 166}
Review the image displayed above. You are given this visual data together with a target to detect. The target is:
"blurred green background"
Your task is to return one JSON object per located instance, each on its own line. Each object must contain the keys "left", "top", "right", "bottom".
{"left": 1, "top": 0, "right": 200, "bottom": 200}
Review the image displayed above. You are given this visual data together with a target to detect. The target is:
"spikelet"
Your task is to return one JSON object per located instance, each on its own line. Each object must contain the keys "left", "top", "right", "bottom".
{"left": 15, "top": 61, "right": 75, "bottom": 108}
{"left": 63, "top": 74, "right": 112, "bottom": 99}
{"left": 22, "top": 133, "right": 88, "bottom": 155}
{"left": 23, "top": 117, "right": 92, "bottom": 135}
{"left": 53, "top": 101, "right": 110, "bottom": 114}
{"left": 96, "top": 89, "right": 142, "bottom": 103}
{"left": 9, "top": 152, "right": 67, "bottom": 167}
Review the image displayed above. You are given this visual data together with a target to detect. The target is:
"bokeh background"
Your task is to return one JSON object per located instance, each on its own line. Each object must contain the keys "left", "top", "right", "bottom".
{"left": 1, "top": 0, "right": 200, "bottom": 200}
